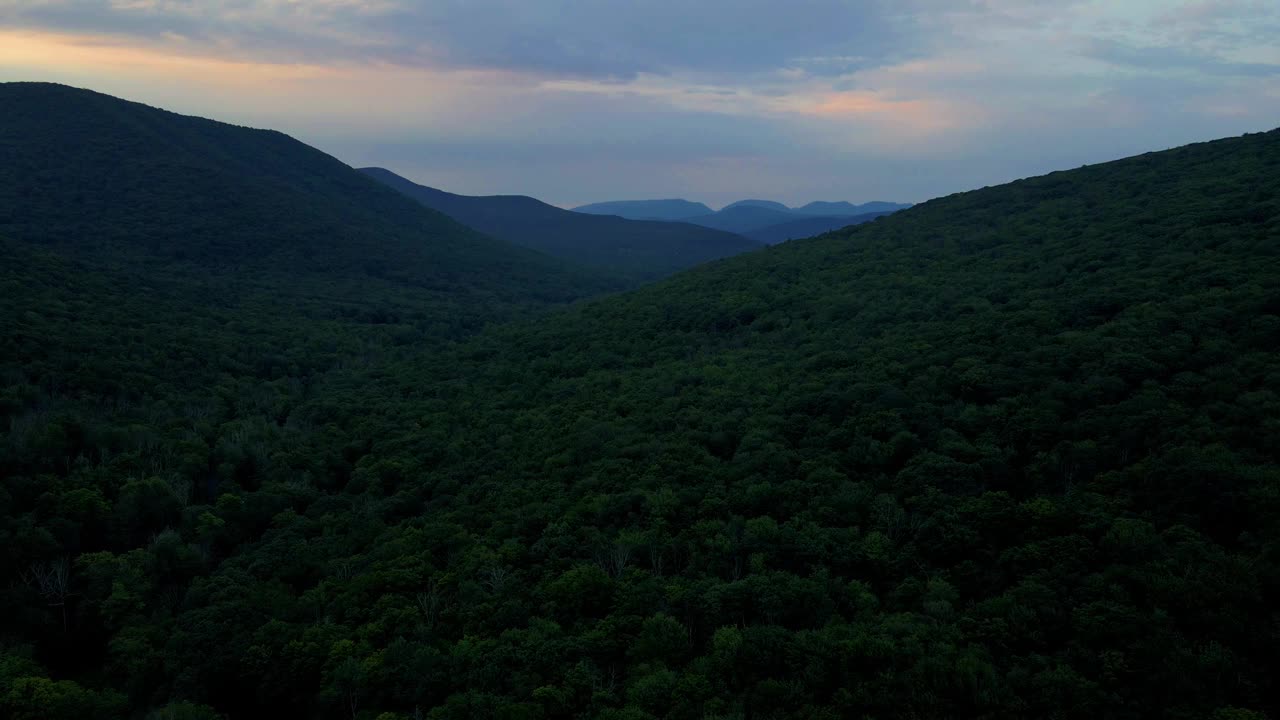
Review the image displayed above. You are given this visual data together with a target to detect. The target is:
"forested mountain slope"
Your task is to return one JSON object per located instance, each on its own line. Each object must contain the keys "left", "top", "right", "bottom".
{"left": 0, "top": 85, "right": 614, "bottom": 718}
{"left": 0, "top": 82, "right": 610, "bottom": 309}
{"left": 281, "top": 128, "right": 1277, "bottom": 719}
{"left": 350, "top": 130, "right": 1280, "bottom": 719}
{"left": 2, "top": 98, "right": 1279, "bottom": 720}
{"left": 361, "top": 167, "right": 760, "bottom": 281}
{"left": 165, "top": 128, "right": 1280, "bottom": 718}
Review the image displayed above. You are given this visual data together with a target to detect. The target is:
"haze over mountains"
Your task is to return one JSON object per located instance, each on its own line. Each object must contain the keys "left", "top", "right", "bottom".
{"left": 571, "top": 199, "right": 714, "bottom": 221}
{"left": 360, "top": 168, "right": 760, "bottom": 281}
{"left": 575, "top": 198, "right": 910, "bottom": 222}
{"left": 2, "top": 81, "right": 1278, "bottom": 720}
{"left": 575, "top": 196, "right": 913, "bottom": 242}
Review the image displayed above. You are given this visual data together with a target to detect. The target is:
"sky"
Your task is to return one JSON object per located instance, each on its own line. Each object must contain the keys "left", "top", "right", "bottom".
{"left": 2, "top": 1, "right": 1279, "bottom": 208}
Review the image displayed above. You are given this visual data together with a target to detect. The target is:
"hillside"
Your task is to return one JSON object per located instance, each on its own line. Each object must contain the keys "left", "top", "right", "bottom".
{"left": 744, "top": 210, "right": 894, "bottom": 244}
{"left": 311, "top": 128, "right": 1280, "bottom": 718}
{"left": 0, "top": 85, "right": 624, "bottom": 719}
{"left": 572, "top": 199, "right": 713, "bottom": 220}
{"left": 0, "top": 82, "right": 610, "bottom": 310}
{"left": 6, "top": 117, "right": 1277, "bottom": 720}
{"left": 362, "top": 168, "right": 760, "bottom": 281}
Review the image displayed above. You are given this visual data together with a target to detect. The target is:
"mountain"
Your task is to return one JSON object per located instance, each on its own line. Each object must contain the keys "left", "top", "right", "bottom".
{"left": 743, "top": 210, "right": 895, "bottom": 244}
{"left": 722, "top": 198, "right": 793, "bottom": 213}
{"left": 4, "top": 82, "right": 1278, "bottom": 719}
{"left": 0, "top": 84, "right": 620, "bottom": 713}
{"left": 574, "top": 198, "right": 911, "bottom": 235}
{"left": 794, "top": 200, "right": 859, "bottom": 215}
{"left": 0, "top": 82, "right": 611, "bottom": 315}
{"left": 572, "top": 198, "right": 713, "bottom": 220}
{"left": 362, "top": 167, "right": 760, "bottom": 281}
{"left": 688, "top": 200, "right": 910, "bottom": 235}
{"left": 797, "top": 200, "right": 912, "bottom": 215}
{"left": 286, "top": 128, "right": 1274, "bottom": 719}
{"left": 155, "top": 128, "right": 1280, "bottom": 716}
{"left": 683, "top": 204, "right": 800, "bottom": 233}
{"left": 853, "top": 200, "right": 912, "bottom": 214}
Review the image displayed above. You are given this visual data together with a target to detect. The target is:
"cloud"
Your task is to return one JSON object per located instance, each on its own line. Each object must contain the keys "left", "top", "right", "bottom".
{"left": 1, "top": 0, "right": 916, "bottom": 79}
{"left": 1083, "top": 38, "right": 1280, "bottom": 77}
{"left": 1, "top": 0, "right": 411, "bottom": 66}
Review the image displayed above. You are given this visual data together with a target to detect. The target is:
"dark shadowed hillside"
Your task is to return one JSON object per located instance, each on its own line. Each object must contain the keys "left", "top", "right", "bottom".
{"left": 0, "top": 80, "right": 628, "bottom": 719}
{"left": 362, "top": 167, "right": 760, "bottom": 281}
{"left": 0, "top": 82, "right": 611, "bottom": 311}
{"left": 298, "top": 128, "right": 1276, "bottom": 719}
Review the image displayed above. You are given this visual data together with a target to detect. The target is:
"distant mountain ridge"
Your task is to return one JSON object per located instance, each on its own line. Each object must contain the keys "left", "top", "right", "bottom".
{"left": 683, "top": 205, "right": 801, "bottom": 234}
{"left": 743, "top": 210, "right": 895, "bottom": 244}
{"left": 572, "top": 199, "right": 713, "bottom": 220}
{"left": 722, "top": 199, "right": 792, "bottom": 213}
{"left": 575, "top": 196, "right": 912, "bottom": 235}
{"left": 362, "top": 168, "right": 760, "bottom": 281}
{"left": 797, "top": 200, "right": 907, "bottom": 216}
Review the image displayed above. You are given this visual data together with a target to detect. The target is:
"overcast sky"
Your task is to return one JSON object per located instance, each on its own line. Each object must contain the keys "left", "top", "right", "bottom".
{"left": 2, "top": 0, "right": 1279, "bottom": 208}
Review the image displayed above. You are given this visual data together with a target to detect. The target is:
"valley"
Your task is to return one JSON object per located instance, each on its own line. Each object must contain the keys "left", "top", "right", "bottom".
{"left": 1, "top": 82, "right": 1277, "bottom": 720}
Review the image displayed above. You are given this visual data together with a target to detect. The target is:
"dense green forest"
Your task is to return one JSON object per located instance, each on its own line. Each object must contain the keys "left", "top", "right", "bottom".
{"left": 0, "top": 84, "right": 612, "bottom": 717}
{"left": 361, "top": 168, "right": 759, "bottom": 282}
{"left": 2, "top": 84, "right": 1279, "bottom": 720}
{"left": 0, "top": 82, "right": 615, "bottom": 312}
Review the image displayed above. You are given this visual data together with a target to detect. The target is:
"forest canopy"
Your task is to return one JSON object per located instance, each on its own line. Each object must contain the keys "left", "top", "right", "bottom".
{"left": 1, "top": 84, "right": 1278, "bottom": 719}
